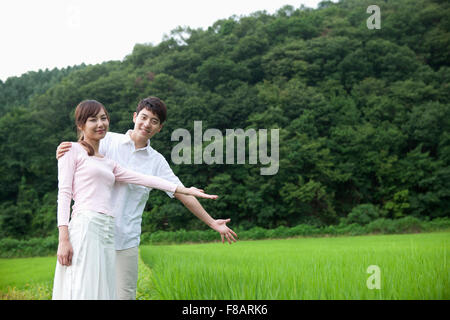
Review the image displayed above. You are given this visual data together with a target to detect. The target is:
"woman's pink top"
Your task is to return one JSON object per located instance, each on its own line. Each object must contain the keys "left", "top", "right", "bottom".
{"left": 57, "top": 142, "right": 178, "bottom": 226}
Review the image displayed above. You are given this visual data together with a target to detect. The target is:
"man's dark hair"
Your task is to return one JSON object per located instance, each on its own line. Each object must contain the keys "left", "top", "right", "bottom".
{"left": 136, "top": 96, "right": 167, "bottom": 123}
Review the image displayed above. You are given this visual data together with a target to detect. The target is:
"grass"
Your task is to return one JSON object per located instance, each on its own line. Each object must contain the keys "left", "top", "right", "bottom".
{"left": 140, "top": 232, "right": 449, "bottom": 300}
{"left": 0, "top": 232, "right": 448, "bottom": 300}
{"left": 0, "top": 254, "right": 155, "bottom": 300}
{"left": 0, "top": 256, "right": 55, "bottom": 300}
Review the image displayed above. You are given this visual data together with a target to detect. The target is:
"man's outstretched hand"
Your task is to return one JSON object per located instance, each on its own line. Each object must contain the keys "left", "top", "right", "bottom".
{"left": 210, "top": 219, "right": 238, "bottom": 244}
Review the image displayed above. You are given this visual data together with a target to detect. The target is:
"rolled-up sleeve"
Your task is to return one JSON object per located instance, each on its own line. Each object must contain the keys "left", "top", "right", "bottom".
{"left": 155, "top": 157, "right": 184, "bottom": 198}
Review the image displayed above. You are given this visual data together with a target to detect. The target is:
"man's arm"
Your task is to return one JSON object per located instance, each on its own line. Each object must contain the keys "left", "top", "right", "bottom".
{"left": 174, "top": 193, "right": 238, "bottom": 244}
{"left": 154, "top": 153, "right": 237, "bottom": 244}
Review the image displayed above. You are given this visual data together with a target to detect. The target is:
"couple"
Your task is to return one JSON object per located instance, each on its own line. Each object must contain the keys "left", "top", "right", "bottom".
{"left": 53, "top": 97, "right": 237, "bottom": 300}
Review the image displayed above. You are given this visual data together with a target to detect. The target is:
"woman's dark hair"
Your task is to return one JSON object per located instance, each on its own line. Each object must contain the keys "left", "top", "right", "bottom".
{"left": 136, "top": 96, "right": 167, "bottom": 124}
{"left": 75, "top": 100, "right": 109, "bottom": 156}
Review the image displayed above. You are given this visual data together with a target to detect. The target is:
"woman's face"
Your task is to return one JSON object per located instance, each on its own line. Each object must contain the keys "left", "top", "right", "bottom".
{"left": 81, "top": 108, "right": 109, "bottom": 141}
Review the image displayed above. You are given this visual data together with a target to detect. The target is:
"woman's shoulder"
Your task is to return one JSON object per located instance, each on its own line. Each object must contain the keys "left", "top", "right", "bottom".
{"left": 71, "top": 142, "right": 85, "bottom": 153}
{"left": 57, "top": 142, "right": 85, "bottom": 165}
{"left": 65, "top": 142, "right": 88, "bottom": 157}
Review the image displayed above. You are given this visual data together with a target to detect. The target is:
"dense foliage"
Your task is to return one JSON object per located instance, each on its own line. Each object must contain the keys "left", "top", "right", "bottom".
{"left": 0, "top": 0, "right": 449, "bottom": 240}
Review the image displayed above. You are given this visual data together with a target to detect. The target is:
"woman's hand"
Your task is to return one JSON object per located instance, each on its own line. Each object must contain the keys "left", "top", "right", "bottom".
{"left": 176, "top": 186, "right": 218, "bottom": 200}
{"left": 57, "top": 226, "right": 73, "bottom": 266}
{"left": 57, "top": 240, "right": 74, "bottom": 266}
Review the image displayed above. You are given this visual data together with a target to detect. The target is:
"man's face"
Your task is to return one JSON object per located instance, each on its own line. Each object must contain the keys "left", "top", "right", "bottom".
{"left": 133, "top": 108, "right": 163, "bottom": 141}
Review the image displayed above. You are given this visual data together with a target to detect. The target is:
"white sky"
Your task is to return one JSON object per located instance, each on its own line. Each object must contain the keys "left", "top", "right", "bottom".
{"left": 0, "top": 0, "right": 334, "bottom": 81}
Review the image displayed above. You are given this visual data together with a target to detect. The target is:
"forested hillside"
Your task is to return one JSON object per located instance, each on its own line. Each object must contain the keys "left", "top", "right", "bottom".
{"left": 0, "top": 0, "right": 449, "bottom": 239}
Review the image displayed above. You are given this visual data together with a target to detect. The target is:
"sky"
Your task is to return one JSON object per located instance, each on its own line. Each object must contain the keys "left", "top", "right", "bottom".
{"left": 0, "top": 0, "right": 335, "bottom": 81}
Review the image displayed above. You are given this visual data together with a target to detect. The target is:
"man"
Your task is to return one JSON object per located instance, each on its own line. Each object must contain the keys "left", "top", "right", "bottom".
{"left": 57, "top": 96, "right": 237, "bottom": 300}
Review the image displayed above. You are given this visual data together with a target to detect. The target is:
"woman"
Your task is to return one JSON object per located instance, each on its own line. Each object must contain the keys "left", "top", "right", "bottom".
{"left": 52, "top": 100, "right": 218, "bottom": 300}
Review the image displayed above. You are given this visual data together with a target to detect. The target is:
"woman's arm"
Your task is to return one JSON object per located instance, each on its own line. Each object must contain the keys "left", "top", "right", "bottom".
{"left": 56, "top": 144, "right": 77, "bottom": 265}
{"left": 113, "top": 165, "right": 218, "bottom": 200}
{"left": 57, "top": 144, "right": 77, "bottom": 226}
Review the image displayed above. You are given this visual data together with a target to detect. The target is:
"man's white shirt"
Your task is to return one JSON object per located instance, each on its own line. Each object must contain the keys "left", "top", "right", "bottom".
{"left": 99, "top": 130, "right": 183, "bottom": 250}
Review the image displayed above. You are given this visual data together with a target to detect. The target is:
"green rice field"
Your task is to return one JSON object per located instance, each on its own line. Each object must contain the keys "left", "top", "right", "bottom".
{"left": 1, "top": 232, "right": 448, "bottom": 300}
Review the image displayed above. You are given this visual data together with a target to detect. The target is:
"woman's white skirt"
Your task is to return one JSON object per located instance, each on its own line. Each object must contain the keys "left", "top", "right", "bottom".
{"left": 52, "top": 210, "right": 116, "bottom": 300}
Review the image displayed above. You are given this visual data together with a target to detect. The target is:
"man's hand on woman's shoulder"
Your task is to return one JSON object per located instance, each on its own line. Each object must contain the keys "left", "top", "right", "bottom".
{"left": 56, "top": 142, "right": 72, "bottom": 160}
